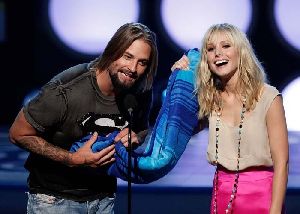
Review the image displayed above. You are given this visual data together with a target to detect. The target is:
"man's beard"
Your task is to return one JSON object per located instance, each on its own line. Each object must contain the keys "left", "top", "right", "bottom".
{"left": 109, "top": 70, "right": 135, "bottom": 91}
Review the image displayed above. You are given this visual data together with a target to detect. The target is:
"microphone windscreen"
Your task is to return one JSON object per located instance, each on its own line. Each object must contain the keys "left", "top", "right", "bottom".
{"left": 124, "top": 94, "right": 137, "bottom": 111}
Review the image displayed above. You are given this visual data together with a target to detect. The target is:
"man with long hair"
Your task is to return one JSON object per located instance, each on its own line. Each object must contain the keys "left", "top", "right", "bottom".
{"left": 9, "top": 22, "right": 158, "bottom": 214}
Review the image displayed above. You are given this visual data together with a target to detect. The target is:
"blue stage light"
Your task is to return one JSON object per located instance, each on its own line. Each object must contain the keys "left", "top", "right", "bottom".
{"left": 274, "top": 0, "right": 300, "bottom": 52}
{"left": 282, "top": 76, "right": 300, "bottom": 131}
{"left": 160, "top": 0, "right": 252, "bottom": 51}
{"left": 48, "top": 0, "right": 140, "bottom": 55}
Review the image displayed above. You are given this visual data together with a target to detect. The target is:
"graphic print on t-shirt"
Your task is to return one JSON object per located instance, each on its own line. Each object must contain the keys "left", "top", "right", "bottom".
{"left": 78, "top": 112, "right": 128, "bottom": 136}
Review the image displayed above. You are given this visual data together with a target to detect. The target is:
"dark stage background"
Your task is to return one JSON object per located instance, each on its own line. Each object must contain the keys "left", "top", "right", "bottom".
{"left": 1, "top": 0, "right": 300, "bottom": 127}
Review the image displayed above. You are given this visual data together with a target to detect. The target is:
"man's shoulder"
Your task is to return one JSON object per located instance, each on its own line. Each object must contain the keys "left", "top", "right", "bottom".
{"left": 51, "top": 63, "right": 91, "bottom": 85}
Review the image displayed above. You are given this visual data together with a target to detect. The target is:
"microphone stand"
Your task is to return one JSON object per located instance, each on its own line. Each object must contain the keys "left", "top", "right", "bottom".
{"left": 127, "top": 107, "right": 133, "bottom": 214}
{"left": 124, "top": 93, "right": 137, "bottom": 214}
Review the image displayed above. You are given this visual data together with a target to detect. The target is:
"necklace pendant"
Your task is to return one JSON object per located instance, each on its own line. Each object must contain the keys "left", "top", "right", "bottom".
{"left": 213, "top": 98, "right": 246, "bottom": 214}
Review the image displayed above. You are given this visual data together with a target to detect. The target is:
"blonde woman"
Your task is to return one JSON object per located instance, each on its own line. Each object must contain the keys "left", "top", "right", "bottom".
{"left": 173, "top": 23, "right": 288, "bottom": 213}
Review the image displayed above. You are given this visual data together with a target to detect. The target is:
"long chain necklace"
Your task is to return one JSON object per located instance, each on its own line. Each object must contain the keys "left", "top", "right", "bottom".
{"left": 213, "top": 97, "right": 246, "bottom": 214}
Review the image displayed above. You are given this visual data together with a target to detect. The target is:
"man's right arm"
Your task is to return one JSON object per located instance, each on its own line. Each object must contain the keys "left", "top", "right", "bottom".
{"left": 9, "top": 109, "right": 115, "bottom": 167}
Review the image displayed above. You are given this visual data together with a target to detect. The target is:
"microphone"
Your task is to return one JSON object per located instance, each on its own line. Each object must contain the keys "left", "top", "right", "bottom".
{"left": 124, "top": 94, "right": 137, "bottom": 114}
{"left": 123, "top": 93, "right": 137, "bottom": 214}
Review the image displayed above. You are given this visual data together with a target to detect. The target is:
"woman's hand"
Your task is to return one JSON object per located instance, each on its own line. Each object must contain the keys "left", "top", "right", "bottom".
{"left": 171, "top": 55, "right": 190, "bottom": 71}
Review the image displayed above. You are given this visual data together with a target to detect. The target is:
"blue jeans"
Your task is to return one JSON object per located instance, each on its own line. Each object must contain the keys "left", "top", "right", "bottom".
{"left": 27, "top": 192, "right": 115, "bottom": 214}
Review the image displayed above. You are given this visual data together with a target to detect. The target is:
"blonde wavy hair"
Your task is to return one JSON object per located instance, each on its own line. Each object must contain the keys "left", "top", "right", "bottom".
{"left": 196, "top": 23, "right": 267, "bottom": 118}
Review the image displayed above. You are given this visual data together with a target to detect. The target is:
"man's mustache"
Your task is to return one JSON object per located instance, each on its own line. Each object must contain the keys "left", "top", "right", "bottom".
{"left": 120, "top": 69, "right": 138, "bottom": 79}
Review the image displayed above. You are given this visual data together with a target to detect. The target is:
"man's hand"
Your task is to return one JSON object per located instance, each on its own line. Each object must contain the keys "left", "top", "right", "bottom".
{"left": 114, "top": 128, "right": 140, "bottom": 147}
{"left": 70, "top": 132, "right": 115, "bottom": 167}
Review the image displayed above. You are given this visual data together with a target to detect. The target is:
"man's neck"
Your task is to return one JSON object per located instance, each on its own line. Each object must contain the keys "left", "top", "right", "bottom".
{"left": 96, "top": 69, "right": 115, "bottom": 96}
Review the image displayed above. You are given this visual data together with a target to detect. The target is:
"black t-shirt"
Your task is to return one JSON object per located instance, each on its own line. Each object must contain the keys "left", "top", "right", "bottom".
{"left": 23, "top": 63, "right": 152, "bottom": 201}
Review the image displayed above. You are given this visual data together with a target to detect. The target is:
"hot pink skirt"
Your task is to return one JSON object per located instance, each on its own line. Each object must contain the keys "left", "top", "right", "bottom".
{"left": 210, "top": 166, "right": 277, "bottom": 214}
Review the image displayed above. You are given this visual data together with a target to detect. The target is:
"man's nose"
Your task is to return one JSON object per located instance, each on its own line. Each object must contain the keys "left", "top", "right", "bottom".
{"left": 128, "top": 61, "right": 138, "bottom": 72}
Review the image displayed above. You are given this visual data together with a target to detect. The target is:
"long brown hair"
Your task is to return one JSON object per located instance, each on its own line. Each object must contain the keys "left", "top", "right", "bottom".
{"left": 92, "top": 23, "right": 158, "bottom": 92}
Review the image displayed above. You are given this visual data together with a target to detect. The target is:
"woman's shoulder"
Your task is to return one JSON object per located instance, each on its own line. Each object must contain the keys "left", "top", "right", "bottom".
{"left": 258, "top": 83, "right": 281, "bottom": 110}
{"left": 262, "top": 83, "right": 280, "bottom": 97}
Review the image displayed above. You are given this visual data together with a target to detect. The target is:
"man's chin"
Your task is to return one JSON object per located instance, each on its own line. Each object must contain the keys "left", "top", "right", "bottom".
{"left": 120, "top": 78, "right": 136, "bottom": 87}
{"left": 122, "top": 83, "right": 135, "bottom": 90}
{"left": 114, "top": 82, "right": 134, "bottom": 91}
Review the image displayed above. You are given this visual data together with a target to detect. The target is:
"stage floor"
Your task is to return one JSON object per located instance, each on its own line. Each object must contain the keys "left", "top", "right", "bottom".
{"left": 1, "top": 127, "right": 299, "bottom": 189}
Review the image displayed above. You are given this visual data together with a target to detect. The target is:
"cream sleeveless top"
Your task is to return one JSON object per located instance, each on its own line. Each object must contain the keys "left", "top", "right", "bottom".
{"left": 207, "top": 84, "right": 280, "bottom": 170}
